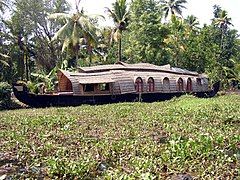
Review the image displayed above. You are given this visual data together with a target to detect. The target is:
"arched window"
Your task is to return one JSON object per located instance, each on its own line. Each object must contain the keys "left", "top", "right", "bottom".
{"left": 135, "top": 77, "right": 143, "bottom": 92}
{"left": 177, "top": 78, "right": 184, "bottom": 91}
{"left": 163, "top": 77, "right": 170, "bottom": 91}
{"left": 186, "top": 78, "right": 192, "bottom": 91}
{"left": 147, "top": 77, "right": 154, "bottom": 92}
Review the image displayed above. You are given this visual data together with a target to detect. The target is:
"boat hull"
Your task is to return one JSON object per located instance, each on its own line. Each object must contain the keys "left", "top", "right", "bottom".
{"left": 13, "top": 85, "right": 218, "bottom": 108}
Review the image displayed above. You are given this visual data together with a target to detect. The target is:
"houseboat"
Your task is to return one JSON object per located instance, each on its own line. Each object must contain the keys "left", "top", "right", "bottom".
{"left": 13, "top": 62, "right": 219, "bottom": 107}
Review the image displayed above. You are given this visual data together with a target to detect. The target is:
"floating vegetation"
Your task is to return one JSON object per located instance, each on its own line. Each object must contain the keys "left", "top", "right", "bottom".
{"left": 0, "top": 95, "right": 239, "bottom": 179}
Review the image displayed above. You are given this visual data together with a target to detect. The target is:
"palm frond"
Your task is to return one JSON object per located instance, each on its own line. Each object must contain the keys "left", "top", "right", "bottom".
{"left": 165, "top": 9, "right": 169, "bottom": 19}
{"left": 178, "top": 5, "right": 186, "bottom": 9}
{"left": 0, "top": 53, "right": 10, "bottom": 58}
{"left": 0, "top": 60, "right": 9, "bottom": 67}
{"left": 72, "top": 23, "right": 79, "bottom": 46}
{"left": 105, "top": 7, "right": 119, "bottom": 23}
{"left": 122, "top": 11, "right": 129, "bottom": 22}
{"left": 173, "top": 7, "right": 182, "bottom": 17}
{"left": 0, "top": 53, "right": 10, "bottom": 67}
{"left": 113, "top": 29, "right": 121, "bottom": 42}
{"left": 88, "top": 14, "right": 105, "bottom": 21}
{"left": 176, "top": 0, "right": 187, "bottom": 4}
{"left": 160, "top": 0, "right": 168, "bottom": 3}
{"left": 31, "top": 73, "right": 48, "bottom": 80}
{"left": 48, "top": 13, "right": 71, "bottom": 20}
{"left": 62, "top": 38, "right": 71, "bottom": 52}
{"left": 51, "top": 22, "right": 70, "bottom": 41}
{"left": 161, "top": 0, "right": 186, "bottom": 19}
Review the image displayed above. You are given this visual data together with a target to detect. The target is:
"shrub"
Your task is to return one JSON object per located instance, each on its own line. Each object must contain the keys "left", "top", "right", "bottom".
{"left": 0, "top": 82, "right": 12, "bottom": 109}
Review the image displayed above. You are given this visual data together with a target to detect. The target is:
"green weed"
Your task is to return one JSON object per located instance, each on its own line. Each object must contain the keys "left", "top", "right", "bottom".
{"left": 0, "top": 94, "right": 239, "bottom": 179}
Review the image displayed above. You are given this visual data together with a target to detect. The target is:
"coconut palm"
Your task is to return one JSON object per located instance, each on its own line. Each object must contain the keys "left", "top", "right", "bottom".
{"left": 49, "top": 10, "right": 98, "bottom": 67}
{"left": 214, "top": 10, "right": 233, "bottom": 49}
{"left": 185, "top": 15, "right": 199, "bottom": 29}
{"left": 214, "top": 10, "right": 232, "bottom": 30}
{"left": 184, "top": 15, "right": 200, "bottom": 32}
{"left": 160, "top": 0, "right": 187, "bottom": 20}
{"left": 105, "top": 0, "right": 129, "bottom": 62}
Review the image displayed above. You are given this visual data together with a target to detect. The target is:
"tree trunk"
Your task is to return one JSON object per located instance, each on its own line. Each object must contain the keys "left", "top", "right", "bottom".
{"left": 220, "top": 28, "right": 224, "bottom": 50}
{"left": 24, "top": 52, "right": 29, "bottom": 81}
{"left": 75, "top": 50, "right": 79, "bottom": 67}
{"left": 118, "top": 31, "right": 122, "bottom": 62}
{"left": 17, "top": 34, "right": 25, "bottom": 80}
{"left": 88, "top": 45, "right": 93, "bottom": 66}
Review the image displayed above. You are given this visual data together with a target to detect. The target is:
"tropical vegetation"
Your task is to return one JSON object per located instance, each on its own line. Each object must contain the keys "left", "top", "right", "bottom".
{"left": 105, "top": 0, "right": 129, "bottom": 62}
{"left": 0, "top": 1, "right": 240, "bottom": 178}
{"left": 0, "top": 0, "right": 239, "bottom": 93}
{"left": 0, "top": 95, "right": 239, "bottom": 178}
{"left": 160, "top": 0, "right": 187, "bottom": 20}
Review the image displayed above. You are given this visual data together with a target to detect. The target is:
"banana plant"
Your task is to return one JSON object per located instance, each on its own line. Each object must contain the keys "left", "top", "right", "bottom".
{"left": 31, "top": 67, "right": 58, "bottom": 92}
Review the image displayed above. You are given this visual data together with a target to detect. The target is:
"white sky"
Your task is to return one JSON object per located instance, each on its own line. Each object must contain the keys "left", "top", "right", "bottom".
{"left": 67, "top": 0, "right": 240, "bottom": 32}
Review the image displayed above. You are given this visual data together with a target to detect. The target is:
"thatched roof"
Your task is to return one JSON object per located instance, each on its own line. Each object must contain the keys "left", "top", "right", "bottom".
{"left": 59, "top": 70, "right": 115, "bottom": 84}
{"left": 77, "top": 61, "right": 198, "bottom": 76}
{"left": 59, "top": 62, "right": 201, "bottom": 86}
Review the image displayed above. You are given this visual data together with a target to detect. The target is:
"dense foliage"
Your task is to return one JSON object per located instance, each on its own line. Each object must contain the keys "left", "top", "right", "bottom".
{"left": 0, "top": 0, "right": 239, "bottom": 91}
{"left": 0, "top": 82, "right": 12, "bottom": 109}
{"left": 125, "top": 0, "right": 170, "bottom": 65}
{"left": 1, "top": 1, "right": 239, "bottom": 178}
{"left": 0, "top": 95, "right": 239, "bottom": 178}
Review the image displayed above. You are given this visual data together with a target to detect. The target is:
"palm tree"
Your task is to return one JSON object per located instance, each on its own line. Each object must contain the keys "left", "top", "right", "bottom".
{"left": 214, "top": 10, "right": 232, "bottom": 30}
{"left": 105, "top": 0, "right": 129, "bottom": 62}
{"left": 94, "top": 27, "right": 113, "bottom": 63}
{"left": 214, "top": 10, "right": 233, "bottom": 49}
{"left": 185, "top": 15, "right": 200, "bottom": 32}
{"left": 49, "top": 10, "right": 98, "bottom": 67}
{"left": 160, "top": 0, "right": 187, "bottom": 20}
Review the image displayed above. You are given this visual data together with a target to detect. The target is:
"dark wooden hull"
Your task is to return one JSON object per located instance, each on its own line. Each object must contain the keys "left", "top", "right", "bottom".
{"left": 13, "top": 85, "right": 219, "bottom": 108}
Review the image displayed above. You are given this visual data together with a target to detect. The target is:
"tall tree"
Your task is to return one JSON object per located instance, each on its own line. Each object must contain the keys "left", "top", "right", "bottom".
{"left": 206, "top": 6, "right": 239, "bottom": 87}
{"left": 185, "top": 15, "right": 200, "bottom": 32}
{"left": 7, "top": 0, "right": 70, "bottom": 81}
{"left": 214, "top": 10, "right": 232, "bottom": 29}
{"left": 125, "top": 0, "right": 169, "bottom": 65}
{"left": 93, "top": 27, "right": 116, "bottom": 64}
{"left": 160, "top": 0, "right": 187, "bottom": 20}
{"left": 49, "top": 10, "right": 99, "bottom": 67}
{"left": 164, "top": 15, "right": 185, "bottom": 67}
{"left": 0, "top": 0, "right": 11, "bottom": 81}
{"left": 105, "top": 0, "right": 129, "bottom": 62}
{"left": 213, "top": 9, "right": 233, "bottom": 50}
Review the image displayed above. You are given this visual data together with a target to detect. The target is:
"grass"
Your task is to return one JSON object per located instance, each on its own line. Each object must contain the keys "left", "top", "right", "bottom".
{"left": 0, "top": 94, "right": 239, "bottom": 179}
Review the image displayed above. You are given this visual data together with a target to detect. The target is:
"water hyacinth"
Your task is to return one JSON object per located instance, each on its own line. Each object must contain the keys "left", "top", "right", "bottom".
{"left": 0, "top": 94, "right": 239, "bottom": 179}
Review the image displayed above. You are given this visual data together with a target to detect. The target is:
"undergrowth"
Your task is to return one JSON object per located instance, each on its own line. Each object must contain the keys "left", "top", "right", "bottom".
{"left": 0, "top": 95, "right": 239, "bottom": 179}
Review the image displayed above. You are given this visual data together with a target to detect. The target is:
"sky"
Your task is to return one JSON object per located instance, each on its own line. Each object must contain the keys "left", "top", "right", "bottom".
{"left": 67, "top": 0, "right": 240, "bottom": 32}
